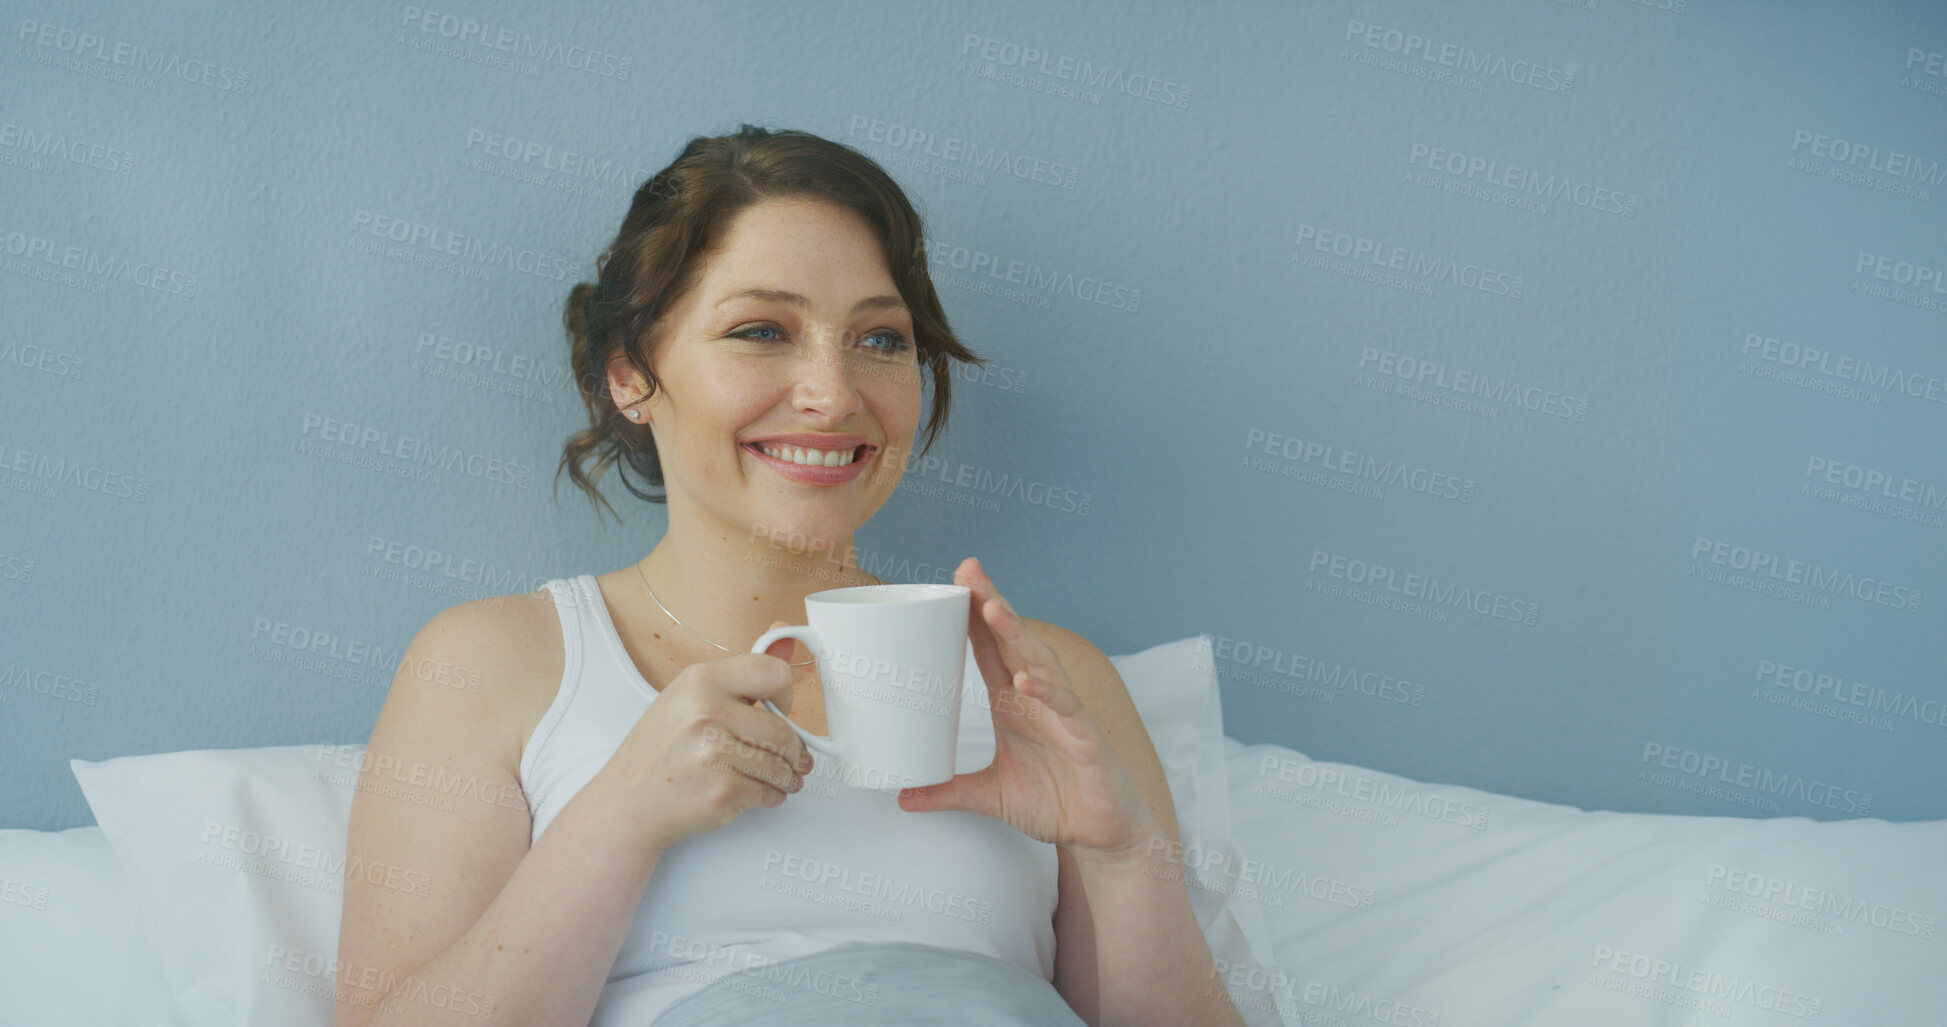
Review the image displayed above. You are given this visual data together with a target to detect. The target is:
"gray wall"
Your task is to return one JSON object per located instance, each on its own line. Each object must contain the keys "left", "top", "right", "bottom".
{"left": 5, "top": 0, "right": 1944, "bottom": 830}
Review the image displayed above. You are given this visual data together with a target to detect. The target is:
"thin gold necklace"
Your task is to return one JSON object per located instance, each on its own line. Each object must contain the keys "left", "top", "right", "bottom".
{"left": 633, "top": 560, "right": 819, "bottom": 667}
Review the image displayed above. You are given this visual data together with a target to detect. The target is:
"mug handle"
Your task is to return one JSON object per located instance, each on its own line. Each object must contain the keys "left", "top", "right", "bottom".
{"left": 750, "top": 625, "right": 844, "bottom": 760}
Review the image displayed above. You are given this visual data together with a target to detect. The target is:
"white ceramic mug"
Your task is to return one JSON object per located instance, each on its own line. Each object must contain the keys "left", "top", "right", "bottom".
{"left": 750, "top": 583, "right": 971, "bottom": 792}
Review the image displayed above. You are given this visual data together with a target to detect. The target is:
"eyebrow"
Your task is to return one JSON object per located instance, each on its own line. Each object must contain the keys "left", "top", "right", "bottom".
{"left": 716, "top": 287, "right": 909, "bottom": 316}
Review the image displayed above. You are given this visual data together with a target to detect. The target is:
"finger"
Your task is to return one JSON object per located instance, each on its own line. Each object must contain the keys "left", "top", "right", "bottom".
{"left": 956, "top": 565, "right": 1081, "bottom": 736}
{"left": 1011, "top": 666, "right": 1082, "bottom": 721}
{"left": 898, "top": 765, "right": 999, "bottom": 819}
{"left": 982, "top": 593, "right": 1060, "bottom": 674}
{"left": 702, "top": 725, "right": 801, "bottom": 789}
{"left": 725, "top": 702, "right": 808, "bottom": 766}
{"left": 956, "top": 558, "right": 1020, "bottom": 711}
{"left": 714, "top": 622, "right": 799, "bottom": 712}
{"left": 755, "top": 619, "right": 794, "bottom": 717}
{"left": 697, "top": 727, "right": 799, "bottom": 791}
{"left": 739, "top": 750, "right": 800, "bottom": 794}
{"left": 965, "top": 565, "right": 1065, "bottom": 688}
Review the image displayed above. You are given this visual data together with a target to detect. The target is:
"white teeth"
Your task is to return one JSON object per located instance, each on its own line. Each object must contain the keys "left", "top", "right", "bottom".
{"left": 757, "top": 443, "right": 857, "bottom": 467}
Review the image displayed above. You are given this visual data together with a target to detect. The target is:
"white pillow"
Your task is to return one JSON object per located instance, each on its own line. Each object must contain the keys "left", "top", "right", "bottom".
{"left": 69, "top": 635, "right": 1262, "bottom": 1026}
{"left": 0, "top": 825, "right": 175, "bottom": 1025}
{"left": 1218, "top": 737, "right": 1947, "bottom": 1026}
{"left": 72, "top": 743, "right": 364, "bottom": 1026}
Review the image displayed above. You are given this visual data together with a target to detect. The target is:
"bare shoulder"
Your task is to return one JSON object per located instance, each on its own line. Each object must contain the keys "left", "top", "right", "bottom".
{"left": 408, "top": 586, "right": 567, "bottom": 777}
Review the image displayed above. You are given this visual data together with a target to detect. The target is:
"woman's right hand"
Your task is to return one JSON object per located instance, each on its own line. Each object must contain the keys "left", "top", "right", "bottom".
{"left": 594, "top": 622, "right": 814, "bottom": 852}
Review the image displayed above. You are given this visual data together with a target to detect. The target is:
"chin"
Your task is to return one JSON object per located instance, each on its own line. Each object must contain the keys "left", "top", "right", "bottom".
{"left": 745, "top": 507, "right": 861, "bottom": 555}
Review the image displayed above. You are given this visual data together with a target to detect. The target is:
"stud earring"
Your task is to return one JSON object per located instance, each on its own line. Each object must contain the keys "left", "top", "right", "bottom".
{"left": 627, "top": 409, "right": 641, "bottom": 420}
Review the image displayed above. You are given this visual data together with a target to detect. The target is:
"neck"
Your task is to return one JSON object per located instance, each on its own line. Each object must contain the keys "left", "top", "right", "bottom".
{"left": 634, "top": 503, "right": 884, "bottom": 656}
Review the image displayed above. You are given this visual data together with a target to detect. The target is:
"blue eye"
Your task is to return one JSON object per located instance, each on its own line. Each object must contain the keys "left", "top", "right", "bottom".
{"left": 730, "top": 324, "right": 912, "bottom": 355}
{"left": 864, "top": 329, "right": 912, "bottom": 354}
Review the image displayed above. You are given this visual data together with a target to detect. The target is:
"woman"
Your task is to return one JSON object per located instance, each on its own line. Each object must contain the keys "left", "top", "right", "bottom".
{"left": 334, "top": 124, "right": 1243, "bottom": 1027}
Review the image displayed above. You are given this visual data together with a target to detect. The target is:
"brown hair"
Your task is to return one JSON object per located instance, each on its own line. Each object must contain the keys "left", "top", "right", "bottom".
{"left": 555, "top": 123, "right": 983, "bottom": 525}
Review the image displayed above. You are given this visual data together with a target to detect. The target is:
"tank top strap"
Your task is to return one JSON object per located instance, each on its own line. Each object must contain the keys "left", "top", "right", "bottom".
{"left": 519, "top": 575, "right": 621, "bottom": 837}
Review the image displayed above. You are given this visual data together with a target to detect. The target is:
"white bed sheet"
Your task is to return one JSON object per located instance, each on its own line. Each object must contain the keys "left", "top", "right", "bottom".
{"left": 1220, "top": 735, "right": 1947, "bottom": 1026}
{"left": 0, "top": 825, "right": 175, "bottom": 1026}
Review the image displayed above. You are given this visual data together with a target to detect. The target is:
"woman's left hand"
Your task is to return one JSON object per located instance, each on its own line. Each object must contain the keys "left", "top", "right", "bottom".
{"left": 897, "top": 557, "right": 1151, "bottom": 860}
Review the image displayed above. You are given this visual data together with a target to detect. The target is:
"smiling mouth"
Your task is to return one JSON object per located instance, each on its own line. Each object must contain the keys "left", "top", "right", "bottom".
{"left": 745, "top": 442, "right": 872, "bottom": 468}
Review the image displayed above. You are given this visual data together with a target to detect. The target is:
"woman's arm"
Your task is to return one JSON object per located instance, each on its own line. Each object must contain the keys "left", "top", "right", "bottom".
{"left": 335, "top": 595, "right": 671, "bottom": 1027}
{"left": 1032, "top": 622, "right": 1246, "bottom": 1027}
{"left": 895, "top": 557, "right": 1244, "bottom": 1026}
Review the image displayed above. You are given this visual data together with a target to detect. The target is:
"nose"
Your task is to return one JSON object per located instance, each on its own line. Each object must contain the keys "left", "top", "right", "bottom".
{"left": 787, "top": 336, "right": 866, "bottom": 422}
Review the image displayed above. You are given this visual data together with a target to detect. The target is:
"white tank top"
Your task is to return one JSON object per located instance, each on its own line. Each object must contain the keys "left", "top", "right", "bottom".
{"left": 520, "top": 575, "right": 1061, "bottom": 1024}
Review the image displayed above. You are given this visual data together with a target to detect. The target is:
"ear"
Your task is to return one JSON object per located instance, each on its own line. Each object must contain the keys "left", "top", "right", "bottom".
{"left": 606, "top": 353, "right": 649, "bottom": 417}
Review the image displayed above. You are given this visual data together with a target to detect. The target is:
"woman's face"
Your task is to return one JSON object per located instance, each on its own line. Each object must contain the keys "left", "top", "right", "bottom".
{"left": 610, "top": 195, "right": 924, "bottom": 551}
